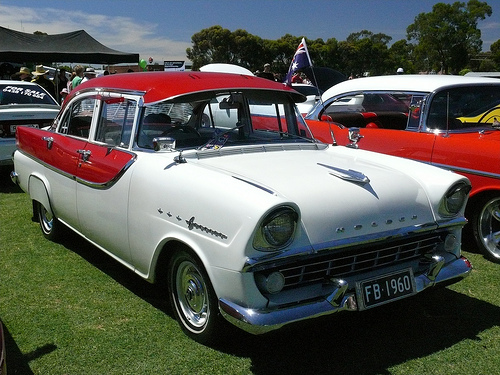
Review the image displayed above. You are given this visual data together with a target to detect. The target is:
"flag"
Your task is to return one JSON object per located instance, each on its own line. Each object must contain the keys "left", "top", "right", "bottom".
{"left": 284, "top": 38, "right": 313, "bottom": 86}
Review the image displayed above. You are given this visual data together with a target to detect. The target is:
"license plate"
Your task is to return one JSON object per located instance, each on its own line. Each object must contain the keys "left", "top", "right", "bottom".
{"left": 10, "top": 124, "right": 39, "bottom": 133}
{"left": 356, "top": 269, "right": 416, "bottom": 310}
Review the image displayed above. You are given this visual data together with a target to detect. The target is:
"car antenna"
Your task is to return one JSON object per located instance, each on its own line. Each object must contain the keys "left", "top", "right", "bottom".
{"left": 328, "top": 122, "right": 338, "bottom": 146}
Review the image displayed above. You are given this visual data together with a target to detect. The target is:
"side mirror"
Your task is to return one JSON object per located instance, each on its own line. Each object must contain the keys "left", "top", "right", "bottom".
{"left": 153, "top": 137, "right": 176, "bottom": 151}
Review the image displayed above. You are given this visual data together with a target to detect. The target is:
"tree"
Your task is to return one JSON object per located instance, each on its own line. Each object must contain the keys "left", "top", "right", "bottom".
{"left": 390, "top": 40, "right": 416, "bottom": 74}
{"left": 406, "top": 0, "right": 492, "bottom": 74}
{"left": 491, "top": 39, "right": 500, "bottom": 69}
{"left": 338, "top": 30, "right": 393, "bottom": 77}
{"left": 186, "top": 26, "right": 234, "bottom": 70}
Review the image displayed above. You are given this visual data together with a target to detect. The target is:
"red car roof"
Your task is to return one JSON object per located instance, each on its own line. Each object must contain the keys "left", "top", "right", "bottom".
{"left": 73, "top": 71, "right": 304, "bottom": 104}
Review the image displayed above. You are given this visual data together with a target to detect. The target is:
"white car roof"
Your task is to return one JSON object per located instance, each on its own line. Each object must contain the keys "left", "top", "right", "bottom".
{"left": 322, "top": 74, "right": 500, "bottom": 100}
{"left": 199, "top": 63, "right": 254, "bottom": 76}
{"left": 0, "top": 80, "right": 40, "bottom": 85}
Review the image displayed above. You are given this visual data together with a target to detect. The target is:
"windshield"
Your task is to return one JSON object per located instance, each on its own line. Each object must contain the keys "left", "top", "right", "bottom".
{"left": 0, "top": 83, "right": 58, "bottom": 105}
{"left": 136, "top": 89, "right": 315, "bottom": 150}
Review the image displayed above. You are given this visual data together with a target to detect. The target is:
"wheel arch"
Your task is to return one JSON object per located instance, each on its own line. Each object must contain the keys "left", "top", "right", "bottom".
{"left": 27, "top": 174, "right": 53, "bottom": 221}
{"left": 152, "top": 239, "right": 207, "bottom": 286}
{"left": 466, "top": 187, "right": 500, "bottom": 218}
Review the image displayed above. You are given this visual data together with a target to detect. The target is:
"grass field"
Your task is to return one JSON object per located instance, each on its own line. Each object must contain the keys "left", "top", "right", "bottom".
{"left": 1, "top": 166, "right": 500, "bottom": 375}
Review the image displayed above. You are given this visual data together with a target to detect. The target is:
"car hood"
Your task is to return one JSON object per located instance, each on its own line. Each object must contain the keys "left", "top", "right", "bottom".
{"left": 185, "top": 144, "right": 447, "bottom": 248}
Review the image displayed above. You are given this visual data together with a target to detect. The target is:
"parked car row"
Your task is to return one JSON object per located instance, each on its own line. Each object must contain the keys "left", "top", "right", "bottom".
{"left": 305, "top": 74, "right": 500, "bottom": 262}
{"left": 10, "top": 71, "right": 473, "bottom": 344}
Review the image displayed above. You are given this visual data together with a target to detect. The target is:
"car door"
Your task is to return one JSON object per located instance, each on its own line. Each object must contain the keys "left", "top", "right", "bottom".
{"left": 15, "top": 125, "right": 82, "bottom": 230}
{"left": 349, "top": 127, "right": 436, "bottom": 162}
{"left": 309, "top": 93, "right": 436, "bottom": 162}
{"left": 75, "top": 95, "right": 139, "bottom": 264}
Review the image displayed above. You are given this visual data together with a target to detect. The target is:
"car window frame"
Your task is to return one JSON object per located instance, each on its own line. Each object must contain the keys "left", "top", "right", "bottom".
{"left": 319, "top": 90, "right": 430, "bottom": 132}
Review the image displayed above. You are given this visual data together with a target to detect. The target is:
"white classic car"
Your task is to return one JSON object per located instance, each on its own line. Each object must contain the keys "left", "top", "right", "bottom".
{"left": 11, "top": 71, "right": 472, "bottom": 344}
{"left": 0, "top": 80, "right": 60, "bottom": 165}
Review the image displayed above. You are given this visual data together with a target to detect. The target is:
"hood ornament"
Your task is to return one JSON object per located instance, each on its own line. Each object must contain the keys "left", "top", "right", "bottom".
{"left": 317, "top": 163, "right": 370, "bottom": 184}
{"left": 347, "top": 127, "right": 363, "bottom": 148}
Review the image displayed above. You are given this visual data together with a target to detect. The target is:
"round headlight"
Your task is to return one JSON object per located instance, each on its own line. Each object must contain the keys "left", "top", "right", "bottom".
{"left": 254, "top": 207, "right": 298, "bottom": 251}
{"left": 439, "top": 182, "right": 471, "bottom": 217}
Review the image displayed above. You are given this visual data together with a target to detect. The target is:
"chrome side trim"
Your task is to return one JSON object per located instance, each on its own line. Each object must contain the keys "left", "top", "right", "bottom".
{"left": 76, "top": 156, "right": 137, "bottom": 190}
{"left": 219, "top": 256, "right": 472, "bottom": 335}
{"left": 431, "top": 162, "right": 500, "bottom": 181}
{"left": 17, "top": 148, "right": 137, "bottom": 190}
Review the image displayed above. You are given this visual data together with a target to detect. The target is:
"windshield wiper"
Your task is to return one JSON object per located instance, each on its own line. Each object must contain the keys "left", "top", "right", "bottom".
{"left": 254, "top": 129, "right": 317, "bottom": 143}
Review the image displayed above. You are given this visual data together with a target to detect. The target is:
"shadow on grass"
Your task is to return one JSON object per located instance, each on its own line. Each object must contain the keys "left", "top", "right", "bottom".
{"left": 3, "top": 322, "right": 58, "bottom": 375}
{"left": 57, "top": 232, "right": 500, "bottom": 375}
{"left": 0, "top": 166, "right": 22, "bottom": 194}
{"left": 58, "top": 230, "right": 168, "bottom": 314}
{"left": 235, "top": 288, "right": 500, "bottom": 375}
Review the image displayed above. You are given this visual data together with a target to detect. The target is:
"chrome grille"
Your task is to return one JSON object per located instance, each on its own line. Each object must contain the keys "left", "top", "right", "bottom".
{"left": 275, "top": 233, "right": 444, "bottom": 289}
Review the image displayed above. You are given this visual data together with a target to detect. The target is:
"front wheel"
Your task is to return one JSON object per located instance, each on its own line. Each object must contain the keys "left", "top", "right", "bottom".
{"left": 36, "top": 201, "right": 64, "bottom": 241}
{"left": 472, "top": 196, "right": 500, "bottom": 262}
{"left": 168, "top": 249, "right": 225, "bottom": 344}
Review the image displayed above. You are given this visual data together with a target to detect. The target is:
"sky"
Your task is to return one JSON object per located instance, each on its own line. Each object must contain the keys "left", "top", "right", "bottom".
{"left": 0, "top": 0, "right": 498, "bottom": 66}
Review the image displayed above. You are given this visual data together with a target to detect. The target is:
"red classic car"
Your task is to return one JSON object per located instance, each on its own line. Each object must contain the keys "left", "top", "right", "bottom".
{"left": 306, "top": 74, "right": 500, "bottom": 262}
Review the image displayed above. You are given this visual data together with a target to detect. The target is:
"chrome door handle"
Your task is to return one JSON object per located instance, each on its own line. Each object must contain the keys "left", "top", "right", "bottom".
{"left": 77, "top": 149, "right": 92, "bottom": 162}
{"left": 42, "top": 136, "right": 54, "bottom": 150}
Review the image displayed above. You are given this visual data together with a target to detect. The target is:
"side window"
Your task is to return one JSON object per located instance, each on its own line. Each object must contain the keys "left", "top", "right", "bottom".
{"left": 407, "top": 95, "right": 425, "bottom": 130}
{"left": 323, "top": 93, "right": 410, "bottom": 130}
{"left": 59, "top": 97, "right": 97, "bottom": 138}
{"left": 427, "top": 86, "right": 500, "bottom": 130}
{"left": 95, "top": 98, "right": 137, "bottom": 147}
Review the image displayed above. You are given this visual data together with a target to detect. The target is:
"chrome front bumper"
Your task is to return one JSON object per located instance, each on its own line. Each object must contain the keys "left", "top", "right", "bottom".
{"left": 219, "top": 256, "right": 472, "bottom": 335}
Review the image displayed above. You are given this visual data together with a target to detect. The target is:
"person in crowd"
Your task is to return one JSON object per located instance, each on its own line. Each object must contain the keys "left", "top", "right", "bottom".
{"left": 31, "top": 65, "right": 56, "bottom": 98}
{"left": 81, "top": 67, "right": 97, "bottom": 84}
{"left": 59, "top": 88, "right": 69, "bottom": 103}
{"left": 67, "top": 71, "right": 76, "bottom": 92}
{"left": 301, "top": 73, "right": 312, "bottom": 85}
{"left": 291, "top": 71, "right": 303, "bottom": 83}
{"left": 12, "top": 67, "right": 32, "bottom": 81}
{"left": 257, "top": 63, "right": 275, "bottom": 80}
{"left": 54, "top": 68, "right": 69, "bottom": 103}
{"left": 71, "top": 65, "right": 84, "bottom": 89}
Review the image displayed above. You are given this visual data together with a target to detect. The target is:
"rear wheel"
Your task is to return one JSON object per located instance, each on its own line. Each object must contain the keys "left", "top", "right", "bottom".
{"left": 168, "top": 249, "right": 224, "bottom": 344}
{"left": 36, "top": 201, "right": 63, "bottom": 241}
{"left": 472, "top": 195, "right": 500, "bottom": 262}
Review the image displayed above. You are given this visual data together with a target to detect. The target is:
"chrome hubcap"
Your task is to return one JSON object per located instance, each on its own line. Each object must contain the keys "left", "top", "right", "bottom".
{"left": 40, "top": 205, "right": 54, "bottom": 233}
{"left": 479, "top": 198, "right": 500, "bottom": 259}
{"left": 175, "top": 260, "right": 208, "bottom": 329}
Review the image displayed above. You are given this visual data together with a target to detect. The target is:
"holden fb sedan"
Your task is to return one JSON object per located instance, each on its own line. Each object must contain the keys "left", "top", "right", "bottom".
{"left": 306, "top": 74, "right": 500, "bottom": 262}
{"left": 11, "top": 71, "right": 472, "bottom": 344}
{"left": 0, "top": 80, "right": 60, "bottom": 165}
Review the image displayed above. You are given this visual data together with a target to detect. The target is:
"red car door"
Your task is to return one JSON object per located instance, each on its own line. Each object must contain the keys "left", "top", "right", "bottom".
{"left": 307, "top": 120, "right": 436, "bottom": 163}
{"left": 74, "top": 96, "right": 138, "bottom": 265}
{"left": 16, "top": 126, "right": 85, "bottom": 230}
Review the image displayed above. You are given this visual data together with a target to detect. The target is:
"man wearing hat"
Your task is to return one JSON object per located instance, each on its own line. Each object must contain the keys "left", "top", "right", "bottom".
{"left": 81, "top": 67, "right": 97, "bottom": 84}
{"left": 31, "top": 65, "right": 56, "bottom": 98}
{"left": 12, "top": 67, "right": 32, "bottom": 82}
{"left": 257, "top": 63, "right": 275, "bottom": 81}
